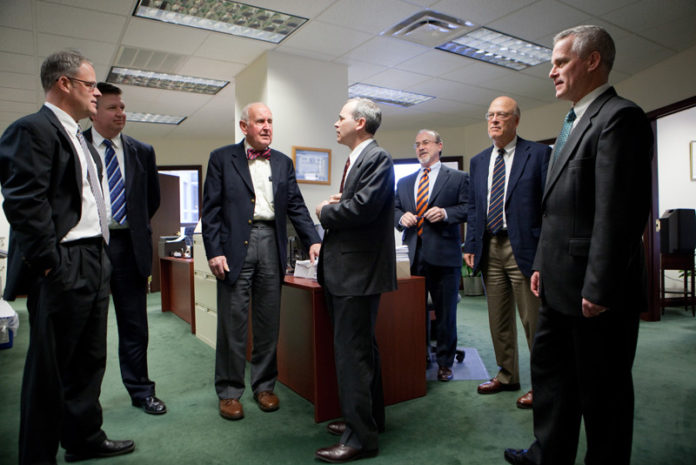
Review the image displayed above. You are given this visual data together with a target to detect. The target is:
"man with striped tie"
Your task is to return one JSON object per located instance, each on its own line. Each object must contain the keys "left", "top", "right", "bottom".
{"left": 85, "top": 82, "right": 165, "bottom": 415}
{"left": 395, "top": 129, "right": 469, "bottom": 382}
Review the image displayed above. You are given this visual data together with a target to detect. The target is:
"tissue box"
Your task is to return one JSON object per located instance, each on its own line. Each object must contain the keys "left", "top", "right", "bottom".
{"left": 293, "top": 260, "right": 317, "bottom": 280}
{"left": 0, "top": 300, "right": 18, "bottom": 350}
{"left": 396, "top": 258, "right": 411, "bottom": 279}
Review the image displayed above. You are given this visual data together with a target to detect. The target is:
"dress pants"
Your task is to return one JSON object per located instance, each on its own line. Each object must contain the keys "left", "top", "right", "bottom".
{"left": 481, "top": 233, "right": 539, "bottom": 384}
{"left": 525, "top": 305, "right": 640, "bottom": 465}
{"left": 215, "top": 223, "right": 281, "bottom": 399}
{"left": 412, "top": 241, "right": 460, "bottom": 368}
{"left": 325, "top": 292, "right": 384, "bottom": 452}
{"left": 107, "top": 229, "right": 154, "bottom": 401}
{"left": 19, "top": 238, "right": 111, "bottom": 465}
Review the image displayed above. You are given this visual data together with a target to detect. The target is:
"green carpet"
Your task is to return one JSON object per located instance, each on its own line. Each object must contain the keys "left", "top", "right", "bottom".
{"left": 1, "top": 294, "right": 695, "bottom": 465}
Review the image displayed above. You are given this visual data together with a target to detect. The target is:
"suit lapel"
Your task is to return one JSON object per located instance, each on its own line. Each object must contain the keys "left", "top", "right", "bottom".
{"left": 121, "top": 134, "right": 138, "bottom": 198}
{"left": 506, "top": 140, "right": 530, "bottom": 202}
{"left": 403, "top": 171, "right": 418, "bottom": 211}
{"left": 429, "top": 165, "right": 449, "bottom": 205}
{"left": 544, "top": 88, "right": 616, "bottom": 201}
{"left": 269, "top": 149, "right": 281, "bottom": 197}
{"left": 41, "top": 106, "right": 82, "bottom": 192}
{"left": 343, "top": 140, "right": 377, "bottom": 195}
{"left": 230, "top": 140, "right": 254, "bottom": 193}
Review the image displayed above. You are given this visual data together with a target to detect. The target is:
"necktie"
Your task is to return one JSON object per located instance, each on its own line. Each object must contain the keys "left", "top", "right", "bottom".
{"left": 416, "top": 167, "right": 430, "bottom": 237}
{"left": 487, "top": 148, "right": 506, "bottom": 235}
{"left": 104, "top": 139, "right": 127, "bottom": 225}
{"left": 551, "top": 108, "right": 577, "bottom": 164}
{"left": 339, "top": 158, "right": 350, "bottom": 193}
{"left": 76, "top": 129, "right": 109, "bottom": 243}
{"left": 247, "top": 147, "right": 271, "bottom": 160}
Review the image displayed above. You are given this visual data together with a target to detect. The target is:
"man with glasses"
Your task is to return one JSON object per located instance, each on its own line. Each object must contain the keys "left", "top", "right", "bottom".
{"left": 395, "top": 129, "right": 469, "bottom": 381}
{"left": 463, "top": 96, "right": 550, "bottom": 408}
{"left": 0, "top": 50, "right": 135, "bottom": 463}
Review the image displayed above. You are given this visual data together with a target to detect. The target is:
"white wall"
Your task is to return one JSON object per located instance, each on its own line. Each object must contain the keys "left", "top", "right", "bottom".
{"left": 657, "top": 106, "right": 696, "bottom": 214}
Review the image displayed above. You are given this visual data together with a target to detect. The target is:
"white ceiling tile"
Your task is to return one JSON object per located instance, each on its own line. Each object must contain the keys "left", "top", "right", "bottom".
{"left": 179, "top": 57, "right": 246, "bottom": 81}
{"left": 636, "top": 14, "right": 696, "bottom": 51}
{"left": 336, "top": 59, "right": 387, "bottom": 84}
{"left": 196, "top": 33, "right": 274, "bottom": 64}
{"left": 241, "top": 0, "right": 336, "bottom": 18}
{"left": 37, "top": 34, "right": 119, "bottom": 66}
{"left": 0, "top": 71, "right": 38, "bottom": 91}
{"left": 430, "top": 0, "right": 537, "bottom": 26}
{"left": 440, "top": 60, "right": 510, "bottom": 85}
{"left": 0, "top": 87, "right": 37, "bottom": 104}
{"left": 342, "top": 36, "right": 429, "bottom": 67}
{"left": 0, "top": 52, "right": 35, "bottom": 74}
{"left": 0, "top": 28, "right": 35, "bottom": 55}
{"left": 364, "top": 69, "right": 431, "bottom": 89}
{"left": 612, "top": 33, "right": 675, "bottom": 75}
{"left": 36, "top": 2, "right": 127, "bottom": 41}
{"left": 396, "top": 49, "right": 472, "bottom": 77}
{"left": 55, "top": 0, "right": 136, "bottom": 15}
{"left": 558, "top": 0, "right": 639, "bottom": 16}
{"left": 317, "top": 0, "right": 422, "bottom": 34}
{"left": 0, "top": 0, "right": 33, "bottom": 30}
{"left": 278, "top": 21, "right": 372, "bottom": 58}
{"left": 603, "top": 0, "right": 696, "bottom": 33}
{"left": 487, "top": 0, "right": 593, "bottom": 42}
{"left": 122, "top": 18, "right": 208, "bottom": 55}
{"left": 410, "top": 78, "right": 502, "bottom": 106}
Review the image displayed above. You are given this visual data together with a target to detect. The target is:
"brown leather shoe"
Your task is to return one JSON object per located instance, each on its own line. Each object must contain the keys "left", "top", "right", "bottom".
{"left": 254, "top": 391, "right": 279, "bottom": 412}
{"left": 327, "top": 421, "right": 346, "bottom": 436}
{"left": 516, "top": 390, "right": 533, "bottom": 409}
{"left": 437, "top": 366, "right": 453, "bottom": 382}
{"left": 315, "top": 443, "right": 378, "bottom": 463}
{"left": 219, "top": 398, "right": 244, "bottom": 420}
{"left": 477, "top": 378, "right": 521, "bottom": 394}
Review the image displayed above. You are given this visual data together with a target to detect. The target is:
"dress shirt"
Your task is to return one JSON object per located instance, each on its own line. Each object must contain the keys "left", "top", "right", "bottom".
{"left": 570, "top": 83, "right": 611, "bottom": 131}
{"left": 44, "top": 102, "right": 102, "bottom": 242}
{"left": 486, "top": 137, "right": 517, "bottom": 231}
{"left": 91, "top": 129, "right": 129, "bottom": 228}
{"left": 245, "top": 141, "right": 274, "bottom": 221}
{"left": 343, "top": 138, "right": 374, "bottom": 182}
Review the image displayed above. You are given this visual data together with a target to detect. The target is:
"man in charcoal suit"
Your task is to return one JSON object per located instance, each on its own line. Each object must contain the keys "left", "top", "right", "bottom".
{"left": 84, "top": 82, "right": 165, "bottom": 415}
{"left": 504, "top": 25, "right": 653, "bottom": 465}
{"left": 395, "top": 129, "right": 469, "bottom": 382}
{"left": 314, "top": 98, "right": 396, "bottom": 463}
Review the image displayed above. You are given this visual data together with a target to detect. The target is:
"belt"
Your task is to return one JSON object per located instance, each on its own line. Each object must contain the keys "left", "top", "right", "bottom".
{"left": 63, "top": 236, "right": 104, "bottom": 247}
{"left": 487, "top": 229, "right": 508, "bottom": 238}
{"left": 252, "top": 220, "right": 275, "bottom": 228}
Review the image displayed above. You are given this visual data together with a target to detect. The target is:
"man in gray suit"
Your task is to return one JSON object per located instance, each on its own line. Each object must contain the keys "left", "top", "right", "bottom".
{"left": 315, "top": 98, "right": 396, "bottom": 463}
{"left": 504, "top": 25, "right": 653, "bottom": 465}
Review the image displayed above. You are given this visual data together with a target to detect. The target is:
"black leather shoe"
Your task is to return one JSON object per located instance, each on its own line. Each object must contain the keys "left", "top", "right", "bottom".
{"left": 132, "top": 395, "right": 167, "bottom": 415}
{"left": 65, "top": 438, "right": 135, "bottom": 462}
{"left": 504, "top": 448, "right": 535, "bottom": 465}
{"left": 315, "top": 444, "right": 378, "bottom": 463}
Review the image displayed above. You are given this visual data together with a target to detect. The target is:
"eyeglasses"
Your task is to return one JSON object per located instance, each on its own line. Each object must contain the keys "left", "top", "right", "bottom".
{"left": 485, "top": 111, "right": 513, "bottom": 120}
{"left": 65, "top": 76, "right": 98, "bottom": 90}
{"left": 414, "top": 140, "right": 435, "bottom": 149}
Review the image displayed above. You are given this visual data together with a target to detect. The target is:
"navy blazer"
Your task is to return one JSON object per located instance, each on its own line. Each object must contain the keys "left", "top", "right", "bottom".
{"left": 0, "top": 106, "right": 104, "bottom": 299}
{"left": 534, "top": 88, "right": 652, "bottom": 315}
{"left": 84, "top": 129, "right": 160, "bottom": 277}
{"left": 463, "top": 137, "right": 550, "bottom": 277}
{"left": 202, "top": 139, "right": 320, "bottom": 285}
{"left": 394, "top": 164, "right": 469, "bottom": 268}
{"left": 317, "top": 140, "right": 397, "bottom": 297}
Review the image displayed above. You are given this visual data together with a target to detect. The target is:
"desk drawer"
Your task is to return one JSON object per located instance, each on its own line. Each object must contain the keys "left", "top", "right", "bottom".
{"left": 194, "top": 271, "right": 217, "bottom": 310}
{"left": 194, "top": 304, "right": 217, "bottom": 349}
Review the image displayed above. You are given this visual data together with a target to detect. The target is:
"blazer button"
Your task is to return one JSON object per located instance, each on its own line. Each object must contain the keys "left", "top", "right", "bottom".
{"left": 251, "top": 198, "right": 255, "bottom": 203}
{"left": 244, "top": 241, "right": 249, "bottom": 246}
{"left": 248, "top": 219, "right": 252, "bottom": 224}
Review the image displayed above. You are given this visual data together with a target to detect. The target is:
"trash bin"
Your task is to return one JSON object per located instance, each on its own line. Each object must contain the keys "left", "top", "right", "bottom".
{"left": 0, "top": 299, "right": 18, "bottom": 350}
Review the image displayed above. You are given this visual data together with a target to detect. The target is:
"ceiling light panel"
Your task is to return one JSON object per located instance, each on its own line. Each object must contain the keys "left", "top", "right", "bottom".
{"left": 126, "top": 112, "right": 187, "bottom": 125}
{"left": 437, "top": 27, "right": 552, "bottom": 70}
{"left": 349, "top": 83, "right": 434, "bottom": 108}
{"left": 133, "top": 0, "right": 308, "bottom": 44}
{"left": 107, "top": 66, "right": 229, "bottom": 95}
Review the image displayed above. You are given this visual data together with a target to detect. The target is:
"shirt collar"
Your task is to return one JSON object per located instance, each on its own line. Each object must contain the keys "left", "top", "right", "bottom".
{"left": 572, "top": 83, "right": 611, "bottom": 123}
{"left": 44, "top": 102, "right": 79, "bottom": 137}
{"left": 91, "top": 128, "right": 121, "bottom": 150}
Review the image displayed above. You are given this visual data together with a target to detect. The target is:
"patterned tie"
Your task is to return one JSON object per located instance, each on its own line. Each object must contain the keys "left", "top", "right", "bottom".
{"left": 76, "top": 129, "right": 109, "bottom": 242}
{"left": 551, "top": 108, "right": 577, "bottom": 165}
{"left": 487, "top": 148, "right": 506, "bottom": 235}
{"left": 339, "top": 157, "right": 350, "bottom": 193}
{"left": 104, "top": 139, "right": 127, "bottom": 225}
{"left": 247, "top": 147, "right": 271, "bottom": 160}
{"left": 416, "top": 167, "right": 430, "bottom": 237}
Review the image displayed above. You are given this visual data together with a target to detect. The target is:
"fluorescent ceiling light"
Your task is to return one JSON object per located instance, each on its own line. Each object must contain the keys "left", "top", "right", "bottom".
{"left": 349, "top": 83, "right": 434, "bottom": 108}
{"left": 437, "top": 27, "right": 552, "bottom": 70}
{"left": 133, "top": 0, "right": 307, "bottom": 44}
{"left": 126, "top": 112, "right": 186, "bottom": 125}
{"left": 106, "top": 66, "right": 229, "bottom": 95}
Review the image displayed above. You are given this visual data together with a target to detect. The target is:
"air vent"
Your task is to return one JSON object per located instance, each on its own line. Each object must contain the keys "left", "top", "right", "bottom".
{"left": 383, "top": 10, "right": 475, "bottom": 47}
{"left": 114, "top": 46, "right": 187, "bottom": 74}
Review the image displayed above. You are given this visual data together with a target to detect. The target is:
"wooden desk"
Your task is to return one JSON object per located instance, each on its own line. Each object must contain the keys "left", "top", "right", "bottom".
{"left": 661, "top": 252, "right": 695, "bottom": 316}
{"left": 160, "top": 257, "right": 195, "bottom": 333}
{"left": 277, "top": 276, "right": 426, "bottom": 422}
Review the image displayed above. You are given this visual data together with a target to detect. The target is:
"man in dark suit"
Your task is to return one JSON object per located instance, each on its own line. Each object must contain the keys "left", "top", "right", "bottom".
{"left": 202, "top": 102, "right": 321, "bottom": 421}
{"left": 314, "top": 98, "right": 396, "bottom": 464}
{"left": 395, "top": 129, "right": 468, "bottom": 382}
{"left": 0, "top": 50, "right": 134, "bottom": 464}
{"left": 84, "top": 82, "right": 165, "bottom": 415}
{"left": 504, "top": 25, "right": 653, "bottom": 465}
{"left": 463, "top": 97, "right": 550, "bottom": 409}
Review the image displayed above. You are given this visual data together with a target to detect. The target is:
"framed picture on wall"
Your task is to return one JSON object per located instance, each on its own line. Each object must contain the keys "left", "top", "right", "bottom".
{"left": 292, "top": 146, "right": 331, "bottom": 185}
{"left": 691, "top": 140, "right": 696, "bottom": 181}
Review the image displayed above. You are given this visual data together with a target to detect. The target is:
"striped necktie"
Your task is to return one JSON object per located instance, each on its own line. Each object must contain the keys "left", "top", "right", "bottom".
{"left": 416, "top": 167, "right": 430, "bottom": 237}
{"left": 339, "top": 158, "right": 350, "bottom": 193}
{"left": 487, "top": 148, "right": 506, "bottom": 235}
{"left": 76, "top": 129, "right": 109, "bottom": 242}
{"left": 103, "top": 139, "right": 127, "bottom": 225}
{"left": 551, "top": 108, "right": 577, "bottom": 165}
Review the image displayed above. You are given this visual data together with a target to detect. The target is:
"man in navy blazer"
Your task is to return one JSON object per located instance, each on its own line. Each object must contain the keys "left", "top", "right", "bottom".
{"left": 504, "top": 26, "right": 653, "bottom": 465}
{"left": 395, "top": 129, "right": 468, "bottom": 381}
{"left": 202, "top": 102, "right": 321, "bottom": 421}
{"left": 463, "top": 96, "right": 550, "bottom": 409}
{"left": 85, "top": 82, "right": 165, "bottom": 415}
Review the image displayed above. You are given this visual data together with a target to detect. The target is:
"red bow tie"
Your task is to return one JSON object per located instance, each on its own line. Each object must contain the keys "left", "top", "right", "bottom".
{"left": 247, "top": 148, "right": 271, "bottom": 160}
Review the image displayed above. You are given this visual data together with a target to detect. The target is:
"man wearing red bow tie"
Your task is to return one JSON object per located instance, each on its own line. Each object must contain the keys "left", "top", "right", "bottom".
{"left": 202, "top": 102, "right": 321, "bottom": 421}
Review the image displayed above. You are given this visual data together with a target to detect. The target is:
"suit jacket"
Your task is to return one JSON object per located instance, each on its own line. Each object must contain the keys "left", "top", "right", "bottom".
{"left": 84, "top": 129, "right": 160, "bottom": 278}
{"left": 0, "top": 106, "right": 104, "bottom": 299}
{"left": 317, "top": 140, "right": 397, "bottom": 296}
{"left": 394, "top": 164, "right": 469, "bottom": 267}
{"left": 533, "top": 87, "right": 653, "bottom": 316}
{"left": 463, "top": 137, "right": 551, "bottom": 277}
{"left": 201, "top": 139, "right": 320, "bottom": 285}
